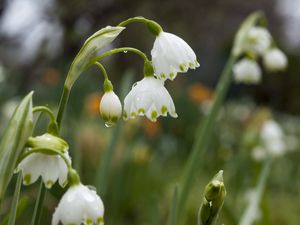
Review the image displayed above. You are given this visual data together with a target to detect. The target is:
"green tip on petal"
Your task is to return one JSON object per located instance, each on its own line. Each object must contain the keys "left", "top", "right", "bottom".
{"left": 23, "top": 174, "right": 31, "bottom": 185}
{"left": 46, "top": 180, "right": 54, "bottom": 188}
{"left": 161, "top": 106, "right": 168, "bottom": 115}
{"left": 151, "top": 111, "right": 158, "bottom": 121}
{"left": 138, "top": 108, "right": 145, "bottom": 115}
{"left": 97, "top": 217, "right": 104, "bottom": 225}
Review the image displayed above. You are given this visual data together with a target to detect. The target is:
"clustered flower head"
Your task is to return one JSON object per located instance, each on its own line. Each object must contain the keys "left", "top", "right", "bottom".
{"left": 233, "top": 26, "right": 288, "bottom": 84}
{"left": 98, "top": 22, "right": 199, "bottom": 124}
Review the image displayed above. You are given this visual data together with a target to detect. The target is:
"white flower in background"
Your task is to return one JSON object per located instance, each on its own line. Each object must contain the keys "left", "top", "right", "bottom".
{"left": 245, "top": 27, "right": 271, "bottom": 55}
{"left": 99, "top": 91, "right": 122, "bottom": 127}
{"left": 151, "top": 31, "right": 199, "bottom": 81}
{"left": 263, "top": 48, "right": 288, "bottom": 72}
{"left": 233, "top": 59, "right": 262, "bottom": 84}
{"left": 52, "top": 184, "right": 104, "bottom": 225}
{"left": 16, "top": 151, "right": 71, "bottom": 188}
{"left": 260, "top": 119, "right": 286, "bottom": 157}
{"left": 251, "top": 146, "right": 268, "bottom": 161}
{"left": 123, "top": 76, "right": 177, "bottom": 122}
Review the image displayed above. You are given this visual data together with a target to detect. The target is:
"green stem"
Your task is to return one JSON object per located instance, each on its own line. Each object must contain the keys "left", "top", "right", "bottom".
{"left": 238, "top": 159, "right": 272, "bottom": 225}
{"left": 31, "top": 82, "right": 71, "bottom": 225}
{"left": 94, "top": 62, "right": 109, "bottom": 80}
{"left": 33, "top": 106, "right": 56, "bottom": 123}
{"left": 7, "top": 173, "right": 22, "bottom": 225}
{"left": 30, "top": 180, "right": 46, "bottom": 225}
{"left": 92, "top": 47, "right": 149, "bottom": 63}
{"left": 56, "top": 86, "right": 71, "bottom": 129}
{"left": 176, "top": 53, "right": 237, "bottom": 222}
{"left": 118, "top": 17, "right": 162, "bottom": 35}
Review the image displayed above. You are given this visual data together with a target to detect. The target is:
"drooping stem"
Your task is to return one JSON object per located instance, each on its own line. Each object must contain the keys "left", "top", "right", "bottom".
{"left": 92, "top": 47, "right": 149, "bottom": 63}
{"left": 94, "top": 62, "right": 109, "bottom": 80}
{"left": 176, "top": 53, "right": 237, "bottom": 223}
{"left": 7, "top": 173, "right": 22, "bottom": 225}
{"left": 118, "top": 17, "right": 162, "bottom": 35}
{"left": 33, "top": 106, "right": 56, "bottom": 123}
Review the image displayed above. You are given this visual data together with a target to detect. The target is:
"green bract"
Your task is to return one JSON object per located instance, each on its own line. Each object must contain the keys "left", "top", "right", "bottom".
{"left": 0, "top": 92, "right": 33, "bottom": 199}
{"left": 65, "top": 26, "right": 125, "bottom": 89}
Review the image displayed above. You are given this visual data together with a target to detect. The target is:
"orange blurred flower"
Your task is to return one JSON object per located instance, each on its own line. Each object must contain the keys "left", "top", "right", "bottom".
{"left": 42, "top": 68, "right": 60, "bottom": 87}
{"left": 85, "top": 92, "right": 102, "bottom": 116}
{"left": 142, "top": 119, "right": 161, "bottom": 138}
{"left": 188, "top": 82, "right": 214, "bottom": 104}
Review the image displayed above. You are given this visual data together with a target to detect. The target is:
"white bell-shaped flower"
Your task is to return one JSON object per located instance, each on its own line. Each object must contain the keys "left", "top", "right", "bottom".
{"left": 233, "top": 58, "right": 262, "bottom": 84}
{"left": 16, "top": 151, "right": 71, "bottom": 188}
{"left": 263, "top": 48, "right": 288, "bottom": 72}
{"left": 99, "top": 90, "right": 122, "bottom": 127}
{"left": 123, "top": 76, "right": 177, "bottom": 122}
{"left": 260, "top": 119, "right": 286, "bottom": 157}
{"left": 245, "top": 26, "right": 271, "bottom": 55}
{"left": 52, "top": 184, "right": 104, "bottom": 225}
{"left": 151, "top": 31, "right": 199, "bottom": 81}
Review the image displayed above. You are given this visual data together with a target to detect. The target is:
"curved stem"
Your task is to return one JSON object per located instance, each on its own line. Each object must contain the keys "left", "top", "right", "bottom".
{"left": 118, "top": 17, "right": 162, "bottom": 35}
{"left": 33, "top": 106, "right": 56, "bottom": 123}
{"left": 94, "top": 62, "right": 109, "bottom": 80}
{"left": 92, "top": 47, "right": 149, "bottom": 63}
{"left": 118, "top": 17, "right": 150, "bottom": 27}
{"left": 18, "top": 148, "right": 72, "bottom": 170}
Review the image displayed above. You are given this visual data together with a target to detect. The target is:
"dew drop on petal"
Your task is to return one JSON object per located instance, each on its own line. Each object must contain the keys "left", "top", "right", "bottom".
{"left": 104, "top": 122, "right": 114, "bottom": 128}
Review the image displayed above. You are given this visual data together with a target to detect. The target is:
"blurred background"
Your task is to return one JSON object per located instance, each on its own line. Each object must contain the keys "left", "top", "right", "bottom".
{"left": 0, "top": 0, "right": 300, "bottom": 224}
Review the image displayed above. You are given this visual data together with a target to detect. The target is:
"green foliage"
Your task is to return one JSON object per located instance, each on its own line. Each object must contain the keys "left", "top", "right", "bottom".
{"left": 0, "top": 92, "right": 33, "bottom": 199}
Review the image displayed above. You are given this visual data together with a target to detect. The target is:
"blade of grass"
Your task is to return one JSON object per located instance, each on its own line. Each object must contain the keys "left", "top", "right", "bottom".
{"left": 7, "top": 173, "right": 22, "bottom": 225}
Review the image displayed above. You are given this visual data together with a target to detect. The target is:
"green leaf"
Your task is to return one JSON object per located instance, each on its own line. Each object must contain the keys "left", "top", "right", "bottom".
{"left": 65, "top": 26, "right": 125, "bottom": 89}
{"left": 0, "top": 92, "right": 33, "bottom": 200}
{"left": 232, "top": 11, "right": 265, "bottom": 57}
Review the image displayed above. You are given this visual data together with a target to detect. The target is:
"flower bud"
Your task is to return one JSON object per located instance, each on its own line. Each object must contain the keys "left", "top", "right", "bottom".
{"left": 99, "top": 91, "right": 122, "bottom": 127}
{"left": 263, "top": 48, "right": 288, "bottom": 72}
{"left": 233, "top": 58, "right": 262, "bottom": 84}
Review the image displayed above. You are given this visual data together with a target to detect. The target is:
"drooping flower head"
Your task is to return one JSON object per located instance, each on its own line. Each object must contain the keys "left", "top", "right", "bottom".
{"left": 99, "top": 91, "right": 122, "bottom": 127}
{"left": 244, "top": 26, "right": 271, "bottom": 55}
{"left": 123, "top": 76, "right": 177, "bottom": 122}
{"left": 263, "top": 48, "right": 288, "bottom": 72}
{"left": 151, "top": 31, "right": 199, "bottom": 81}
{"left": 16, "top": 133, "right": 71, "bottom": 188}
{"left": 233, "top": 58, "right": 262, "bottom": 84}
{"left": 52, "top": 184, "right": 104, "bottom": 225}
{"left": 16, "top": 151, "right": 71, "bottom": 188}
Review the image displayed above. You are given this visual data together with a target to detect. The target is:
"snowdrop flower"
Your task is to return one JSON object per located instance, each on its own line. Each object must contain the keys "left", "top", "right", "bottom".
{"left": 233, "top": 59, "right": 262, "bottom": 84}
{"left": 16, "top": 151, "right": 71, "bottom": 188}
{"left": 260, "top": 119, "right": 286, "bottom": 157}
{"left": 151, "top": 31, "right": 199, "bottom": 81}
{"left": 99, "top": 90, "right": 122, "bottom": 127}
{"left": 263, "top": 48, "right": 288, "bottom": 72}
{"left": 245, "top": 27, "right": 271, "bottom": 55}
{"left": 123, "top": 76, "right": 177, "bottom": 122}
{"left": 52, "top": 183, "right": 104, "bottom": 225}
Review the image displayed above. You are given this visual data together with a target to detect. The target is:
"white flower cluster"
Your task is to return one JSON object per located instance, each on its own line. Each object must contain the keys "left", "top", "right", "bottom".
{"left": 100, "top": 30, "right": 199, "bottom": 123}
{"left": 252, "top": 119, "right": 287, "bottom": 161}
{"left": 233, "top": 26, "right": 288, "bottom": 84}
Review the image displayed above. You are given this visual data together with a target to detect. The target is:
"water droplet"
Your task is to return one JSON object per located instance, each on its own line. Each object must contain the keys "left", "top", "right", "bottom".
{"left": 104, "top": 122, "right": 114, "bottom": 128}
{"left": 123, "top": 50, "right": 128, "bottom": 53}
